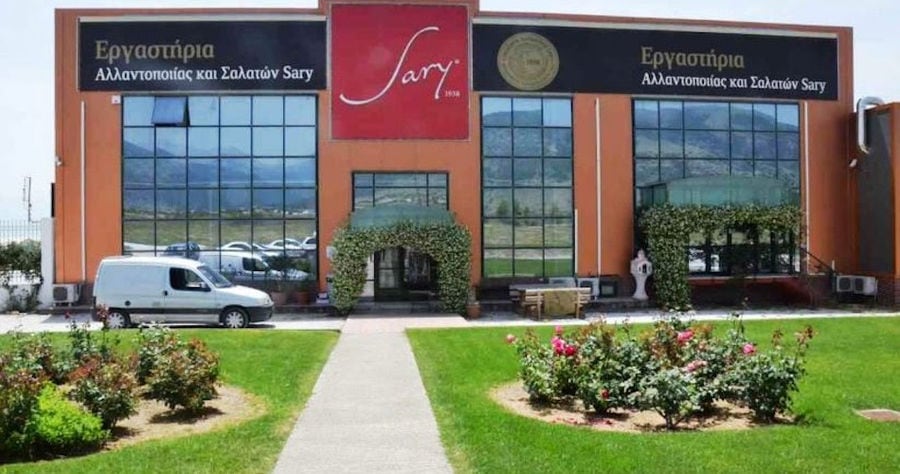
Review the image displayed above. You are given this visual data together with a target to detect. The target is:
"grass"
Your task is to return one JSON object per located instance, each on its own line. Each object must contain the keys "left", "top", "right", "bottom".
{"left": 1, "top": 329, "right": 338, "bottom": 474}
{"left": 408, "top": 317, "right": 900, "bottom": 473}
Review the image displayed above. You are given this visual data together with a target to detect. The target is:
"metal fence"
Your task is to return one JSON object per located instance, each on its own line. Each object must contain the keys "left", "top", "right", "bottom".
{"left": 0, "top": 220, "right": 42, "bottom": 285}
{"left": 0, "top": 220, "right": 41, "bottom": 244}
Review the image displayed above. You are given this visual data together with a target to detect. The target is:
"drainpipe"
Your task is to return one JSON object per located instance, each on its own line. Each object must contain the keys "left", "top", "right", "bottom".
{"left": 81, "top": 100, "right": 86, "bottom": 282}
{"left": 852, "top": 96, "right": 884, "bottom": 167}
{"left": 595, "top": 98, "right": 601, "bottom": 275}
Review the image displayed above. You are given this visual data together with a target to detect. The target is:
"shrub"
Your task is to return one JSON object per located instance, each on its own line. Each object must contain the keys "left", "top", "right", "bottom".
{"left": 69, "top": 355, "right": 139, "bottom": 429}
{"left": 6, "top": 332, "right": 71, "bottom": 384}
{"left": 512, "top": 327, "right": 579, "bottom": 403}
{"left": 68, "top": 319, "right": 118, "bottom": 364}
{"left": 135, "top": 325, "right": 182, "bottom": 384}
{"left": 732, "top": 326, "right": 815, "bottom": 421}
{"left": 0, "top": 357, "right": 45, "bottom": 458}
{"left": 146, "top": 338, "right": 220, "bottom": 413}
{"left": 572, "top": 324, "right": 616, "bottom": 413}
{"left": 638, "top": 204, "right": 801, "bottom": 310}
{"left": 507, "top": 315, "right": 815, "bottom": 430}
{"left": 636, "top": 368, "right": 697, "bottom": 429}
{"left": 32, "top": 385, "right": 107, "bottom": 455}
{"left": 600, "top": 329, "right": 654, "bottom": 410}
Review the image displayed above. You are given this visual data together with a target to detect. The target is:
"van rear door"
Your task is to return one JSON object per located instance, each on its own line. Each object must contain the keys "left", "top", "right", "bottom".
{"left": 96, "top": 264, "right": 167, "bottom": 324}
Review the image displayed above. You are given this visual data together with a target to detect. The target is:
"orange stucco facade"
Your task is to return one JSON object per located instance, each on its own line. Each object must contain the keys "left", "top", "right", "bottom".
{"left": 54, "top": 0, "right": 858, "bottom": 297}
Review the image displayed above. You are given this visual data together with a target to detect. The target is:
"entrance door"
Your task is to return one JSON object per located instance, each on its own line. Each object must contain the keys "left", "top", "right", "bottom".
{"left": 374, "top": 247, "right": 437, "bottom": 301}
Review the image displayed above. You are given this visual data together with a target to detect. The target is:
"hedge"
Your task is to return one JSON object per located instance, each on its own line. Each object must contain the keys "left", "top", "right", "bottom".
{"left": 638, "top": 204, "right": 802, "bottom": 310}
{"left": 330, "top": 221, "right": 471, "bottom": 314}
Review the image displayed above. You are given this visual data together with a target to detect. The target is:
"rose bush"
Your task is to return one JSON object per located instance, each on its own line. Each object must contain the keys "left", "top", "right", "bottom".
{"left": 508, "top": 314, "right": 814, "bottom": 429}
{"left": 0, "top": 320, "right": 223, "bottom": 459}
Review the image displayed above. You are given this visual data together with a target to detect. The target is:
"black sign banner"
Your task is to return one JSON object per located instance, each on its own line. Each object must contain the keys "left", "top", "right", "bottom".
{"left": 474, "top": 23, "right": 839, "bottom": 100}
{"left": 79, "top": 20, "right": 327, "bottom": 91}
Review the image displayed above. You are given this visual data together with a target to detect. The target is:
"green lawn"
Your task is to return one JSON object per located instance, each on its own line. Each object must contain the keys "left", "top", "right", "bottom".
{"left": 408, "top": 317, "right": 900, "bottom": 473}
{"left": 2, "top": 329, "right": 338, "bottom": 474}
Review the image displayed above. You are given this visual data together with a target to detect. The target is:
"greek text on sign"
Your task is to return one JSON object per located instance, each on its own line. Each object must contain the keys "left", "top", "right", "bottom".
{"left": 79, "top": 21, "right": 326, "bottom": 91}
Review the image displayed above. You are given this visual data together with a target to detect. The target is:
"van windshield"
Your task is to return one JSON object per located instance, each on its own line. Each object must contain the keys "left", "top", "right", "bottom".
{"left": 198, "top": 265, "right": 233, "bottom": 288}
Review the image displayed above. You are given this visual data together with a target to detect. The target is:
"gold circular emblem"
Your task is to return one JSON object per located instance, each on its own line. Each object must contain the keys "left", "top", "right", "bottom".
{"left": 497, "top": 32, "right": 560, "bottom": 91}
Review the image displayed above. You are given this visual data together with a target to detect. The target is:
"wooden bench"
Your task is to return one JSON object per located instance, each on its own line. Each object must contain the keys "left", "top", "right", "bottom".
{"left": 519, "top": 290, "right": 544, "bottom": 319}
{"left": 574, "top": 287, "right": 592, "bottom": 319}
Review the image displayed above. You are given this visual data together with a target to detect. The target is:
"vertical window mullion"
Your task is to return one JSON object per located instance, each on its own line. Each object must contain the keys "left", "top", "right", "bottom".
{"left": 152, "top": 126, "right": 158, "bottom": 252}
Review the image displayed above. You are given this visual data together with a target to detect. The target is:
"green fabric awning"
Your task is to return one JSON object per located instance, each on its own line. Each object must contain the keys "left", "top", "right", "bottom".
{"left": 349, "top": 205, "right": 454, "bottom": 229}
{"left": 640, "top": 176, "right": 798, "bottom": 206}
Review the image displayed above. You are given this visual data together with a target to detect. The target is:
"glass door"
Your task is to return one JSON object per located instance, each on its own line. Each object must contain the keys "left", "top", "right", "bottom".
{"left": 374, "top": 247, "right": 403, "bottom": 301}
{"left": 374, "top": 247, "right": 437, "bottom": 301}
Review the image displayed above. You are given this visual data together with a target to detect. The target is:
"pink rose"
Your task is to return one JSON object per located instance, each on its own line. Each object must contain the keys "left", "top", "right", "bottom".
{"left": 677, "top": 330, "right": 694, "bottom": 345}
{"left": 743, "top": 343, "right": 756, "bottom": 355}
{"left": 555, "top": 325, "right": 564, "bottom": 336}
{"left": 684, "top": 360, "right": 708, "bottom": 373}
{"left": 506, "top": 334, "right": 516, "bottom": 344}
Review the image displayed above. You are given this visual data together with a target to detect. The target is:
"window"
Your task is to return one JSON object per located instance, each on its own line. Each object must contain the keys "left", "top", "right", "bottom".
{"left": 633, "top": 99, "right": 800, "bottom": 275}
{"left": 482, "top": 97, "right": 574, "bottom": 278}
{"left": 353, "top": 173, "right": 448, "bottom": 210}
{"left": 152, "top": 97, "right": 188, "bottom": 126}
{"left": 169, "top": 268, "right": 206, "bottom": 291}
{"left": 123, "top": 95, "right": 318, "bottom": 279}
{"left": 634, "top": 99, "right": 800, "bottom": 206}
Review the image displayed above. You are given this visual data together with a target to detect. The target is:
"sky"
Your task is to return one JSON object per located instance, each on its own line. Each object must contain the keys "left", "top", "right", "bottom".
{"left": 1, "top": 0, "right": 897, "bottom": 221}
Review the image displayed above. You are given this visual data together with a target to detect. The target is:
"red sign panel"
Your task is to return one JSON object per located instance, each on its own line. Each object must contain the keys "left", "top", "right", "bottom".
{"left": 331, "top": 4, "right": 469, "bottom": 139}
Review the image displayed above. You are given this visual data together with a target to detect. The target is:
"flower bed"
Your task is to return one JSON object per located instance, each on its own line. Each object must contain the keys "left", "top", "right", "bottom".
{"left": 507, "top": 314, "right": 814, "bottom": 429}
{"left": 0, "top": 311, "right": 221, "bottom": 461}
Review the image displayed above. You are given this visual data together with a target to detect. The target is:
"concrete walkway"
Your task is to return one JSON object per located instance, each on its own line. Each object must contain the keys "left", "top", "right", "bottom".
{"left": 272, "top": 314, "right": 467, "bottom": 473}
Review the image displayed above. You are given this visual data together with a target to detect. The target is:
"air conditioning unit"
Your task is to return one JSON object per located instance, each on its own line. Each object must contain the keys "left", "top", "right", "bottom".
{"left": 52, "top": 284, "right": 81, "bottom": 305}
{"left": 835, "top": 275, "right": 854, "bottom": 293}
{"left": 852, "top": 276, "right": 878, "bottom": 295}
{"left": 548, "top": 276, "right": 577, "bottom": 287}
{"left": 577, "top": 277, "right": 600, "bottom": 300}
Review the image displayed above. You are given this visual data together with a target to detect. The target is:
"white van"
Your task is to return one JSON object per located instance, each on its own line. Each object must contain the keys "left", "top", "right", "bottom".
{"left": 198, "top": 250, "right": 275, "bottom": 280}
{"left": 93, "top": 256, "right": 273, "bottom": 329}
{"left": 199, "top": 250, "right": 310, "bottom": 281}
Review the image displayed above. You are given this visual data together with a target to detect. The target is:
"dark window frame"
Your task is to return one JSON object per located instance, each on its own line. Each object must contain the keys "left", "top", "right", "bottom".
{"left": 632, "top": 98, "right": 801, "bottom": 276}
{"left": 122, "top": 94, "right": 319, "bottom": 280}
{"left": 481, "top": 96, "right": 575, "bottom": 279}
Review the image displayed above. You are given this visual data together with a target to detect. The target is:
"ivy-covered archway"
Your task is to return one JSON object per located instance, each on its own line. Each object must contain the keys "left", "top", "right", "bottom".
{"left": 639, "top": 204, "right": 802, "bottom": 311}
{"left": 330, "top": 217, "right": 472, "bottom": 315}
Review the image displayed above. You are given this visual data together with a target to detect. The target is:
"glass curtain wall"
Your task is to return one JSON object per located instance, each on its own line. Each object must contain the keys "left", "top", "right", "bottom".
{"left": 633, "top": 99, "right": 800, "bottom": 274}
{"left": 122, "top": 95, "right": 318, "bottom": 282}
{"left": 481, "top": 97, "right": 574, "bottom": 278}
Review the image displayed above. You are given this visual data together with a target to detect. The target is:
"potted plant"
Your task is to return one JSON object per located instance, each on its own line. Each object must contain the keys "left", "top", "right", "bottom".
{"left": 291, "top": 279, "right": 315, "bottom": 305}
{"left": 465, "top": 286, "right": 481, "bottom": 319}
{"left": 265, "top": 273, "right": 289, "bottom": 306}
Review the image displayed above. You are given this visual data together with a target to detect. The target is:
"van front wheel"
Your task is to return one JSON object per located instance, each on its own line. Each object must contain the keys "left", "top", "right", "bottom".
{"left": 221, "top": 307, "right": 249, "bottom": 329}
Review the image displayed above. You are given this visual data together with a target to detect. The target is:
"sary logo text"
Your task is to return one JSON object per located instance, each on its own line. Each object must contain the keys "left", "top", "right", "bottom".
{"left": 339, "top": 26, "right": 461, "bottom": 106}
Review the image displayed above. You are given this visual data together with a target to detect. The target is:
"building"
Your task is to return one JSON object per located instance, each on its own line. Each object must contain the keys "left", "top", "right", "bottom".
{"left": 53, "top": 0, "right": 900, "bottom": 306}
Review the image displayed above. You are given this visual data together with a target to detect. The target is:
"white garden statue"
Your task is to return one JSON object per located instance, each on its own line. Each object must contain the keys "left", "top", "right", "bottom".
{"left": 630, "top": 249, "right": 653, "bottom": 301}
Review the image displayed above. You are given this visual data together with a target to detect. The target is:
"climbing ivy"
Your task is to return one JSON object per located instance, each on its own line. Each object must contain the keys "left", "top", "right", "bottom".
{"left": 330, "top": 221, "right": 472, "bottom": 315}
{"left": 638, "top": 204, "right": 802, "bottom": 311}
